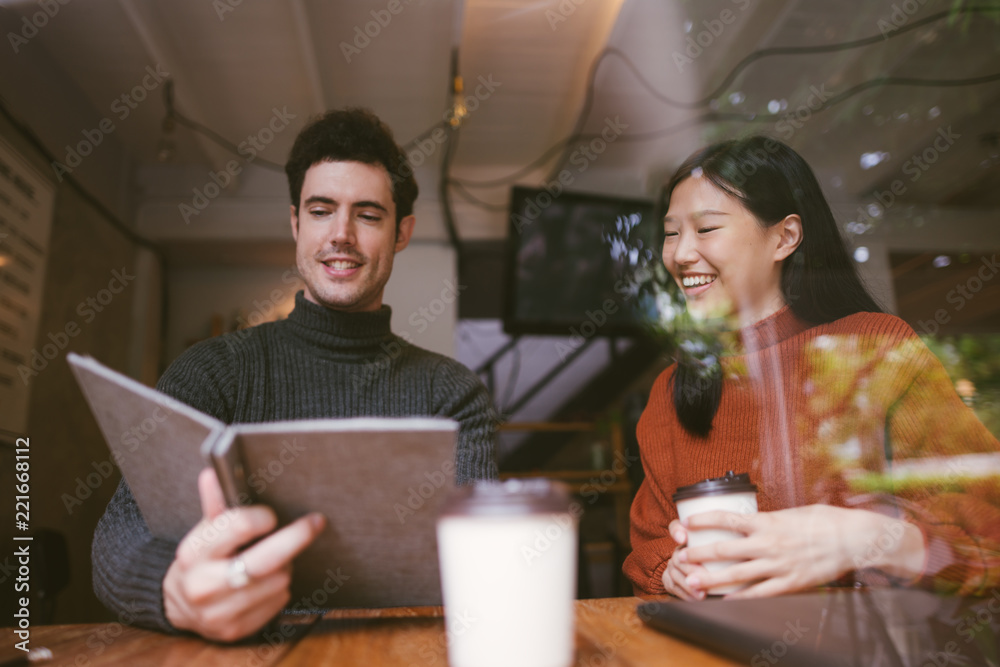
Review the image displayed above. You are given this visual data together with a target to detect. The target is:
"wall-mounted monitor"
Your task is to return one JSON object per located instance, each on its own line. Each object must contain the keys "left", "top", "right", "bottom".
{"left": 503, "top": 186, "right": 661, "bottom": 336}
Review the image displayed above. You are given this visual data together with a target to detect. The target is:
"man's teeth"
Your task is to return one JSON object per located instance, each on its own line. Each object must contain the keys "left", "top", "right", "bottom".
{"left": 325, "top": 260, "right": 360, "bottom": 270}
{"left": 682, "top": 275, "right": 716, "bottom": 288}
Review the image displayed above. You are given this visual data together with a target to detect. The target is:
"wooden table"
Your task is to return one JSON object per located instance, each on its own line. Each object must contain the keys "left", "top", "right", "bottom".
{"left": 2, "top": 598, "right": 740, "bottom": 666}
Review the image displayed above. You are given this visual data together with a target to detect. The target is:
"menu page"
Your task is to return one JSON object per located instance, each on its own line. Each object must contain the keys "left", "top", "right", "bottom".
{"left": 0, "top": 138, "right": 54, "bottom": 436}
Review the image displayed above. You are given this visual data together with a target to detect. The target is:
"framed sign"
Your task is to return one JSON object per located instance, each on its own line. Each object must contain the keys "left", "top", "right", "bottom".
{"left": 0, "top": 137, "right": 55, "bottom": 436}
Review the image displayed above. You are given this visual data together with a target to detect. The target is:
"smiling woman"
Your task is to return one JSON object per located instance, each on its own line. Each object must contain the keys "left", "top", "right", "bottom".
{"left": 624, "top": 136, "right": 1000, "bottom": 602}
{"left": 660, "top": 137, "right": 883, "bottom": 437}
{"left": 662, "top": 174, "right": 801, "bottom": 327}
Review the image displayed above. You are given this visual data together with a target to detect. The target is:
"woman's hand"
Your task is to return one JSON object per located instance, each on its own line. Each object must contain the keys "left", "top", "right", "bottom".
{"left": 660, "top": 519, "right": 711, "bottom": 600}
{"left": 163, "top": 468, "right": 326, "bottom": 642}
{"left": 678, "top": 505, "right": 926, "bottom": 599}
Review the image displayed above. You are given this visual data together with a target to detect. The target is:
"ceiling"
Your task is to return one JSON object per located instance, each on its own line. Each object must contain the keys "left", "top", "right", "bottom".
{"left": 1, "top": 0, "right": 998, "bottom": 256}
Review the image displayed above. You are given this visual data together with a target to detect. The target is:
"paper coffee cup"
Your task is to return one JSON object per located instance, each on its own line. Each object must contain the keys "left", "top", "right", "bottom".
{"left": 673, "top": 471, "right": 758, "bottom": 596}
{"left": 437, "top": 479, "right": 577, "bottom": 667}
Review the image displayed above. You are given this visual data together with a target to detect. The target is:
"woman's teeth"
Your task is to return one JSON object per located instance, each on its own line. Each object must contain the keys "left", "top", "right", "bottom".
{"left": 682, "top": 275, "right": 716, "bottom": 288}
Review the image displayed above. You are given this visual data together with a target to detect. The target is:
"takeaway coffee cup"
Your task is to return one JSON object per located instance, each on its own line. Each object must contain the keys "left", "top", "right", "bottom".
{"left": 437, "top": 479, "right": 577, "bottom": 667}
{"left": 673, "top": 471, "right": 758, "bottom": 596}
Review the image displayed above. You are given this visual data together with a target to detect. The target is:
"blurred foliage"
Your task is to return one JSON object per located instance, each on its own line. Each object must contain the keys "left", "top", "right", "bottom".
{"left": 921, "top": 333, "right": 1000, "bottom": 437}
{"left": 850, "top": 472, "right": 973, "bottom": 496}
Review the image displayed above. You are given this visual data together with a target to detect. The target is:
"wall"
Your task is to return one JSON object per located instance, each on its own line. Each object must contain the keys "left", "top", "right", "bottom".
{"left": 0, "top": 120, "right": 152, "bottom": 625}
{"left": 0, "top": 32, "right": 157, "bottom": 624}
{"left": 163, "top": 241, "right": 457, "bottom": 367}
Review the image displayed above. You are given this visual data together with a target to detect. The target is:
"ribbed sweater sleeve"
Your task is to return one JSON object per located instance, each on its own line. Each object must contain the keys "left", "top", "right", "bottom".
{"left": 91, "top": 479, "right": 180, "bottom": 633}
{"left": 431, "top": 357, "right": 499, "bottom": 484}
{"left": 623, "top": 368, "right": 678, "bottom": 595}
{"left": 90, "top": 338, "right": 242, "bottom": 634}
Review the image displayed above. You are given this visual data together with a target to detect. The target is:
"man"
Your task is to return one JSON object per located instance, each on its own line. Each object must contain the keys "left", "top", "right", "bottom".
{"left": 92, "top": 108, "right": 498, "bottom": 641}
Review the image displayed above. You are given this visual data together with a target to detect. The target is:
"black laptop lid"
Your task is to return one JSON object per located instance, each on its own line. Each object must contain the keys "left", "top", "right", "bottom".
{"left": 638, "top": 588, "right": 1000, "bottom": 667}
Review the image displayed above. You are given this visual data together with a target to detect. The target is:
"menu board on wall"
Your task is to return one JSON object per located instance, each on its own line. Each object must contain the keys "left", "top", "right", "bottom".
{"left": 0, "top": 137, "right": 55, "bottom": 437}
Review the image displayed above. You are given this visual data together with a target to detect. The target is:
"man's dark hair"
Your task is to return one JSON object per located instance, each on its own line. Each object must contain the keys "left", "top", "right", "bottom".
{"left": 285, "top": 107, "right": 418, "bottom": 228}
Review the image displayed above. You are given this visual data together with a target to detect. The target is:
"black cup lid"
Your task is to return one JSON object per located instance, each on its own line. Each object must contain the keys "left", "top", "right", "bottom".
{"left": 672, "top": 471, "right": 757, "bottom": 502}
{"left": 439, "top": 479, "right": 572, "bottom": 517}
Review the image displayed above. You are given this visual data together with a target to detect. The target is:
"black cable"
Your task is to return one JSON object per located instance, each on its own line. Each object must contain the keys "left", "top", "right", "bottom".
{"left": 128, "top": 5, "right": 1000, "bottom": 191}
{"left": 454, "top": 69, "right": 1000, "bottom": 189}
{"left": 436, "top": 46, "right": 465, "bottom": 251}
{"left": 449, "top": 179, "right": 508, "bottom": 212}
{"left": 459, "top": 4, "right": 1000, "bottom": 189}
{"left": 544, "top": 43, "right": 616, "bottom": 181}
{"left": 636, "top": 5, "right": 1000, "bottom": 111}
{"left": 608, "top": 71, "right": 1000, "bottom": 144}
{"left": 451, "top": 133, "right": 584, "bottom": 189}
{"left": 170, "top": 112, "right": 286, "bottom": 172}
{"left": 173, "top": 106, "right": 451, "bottom": 173}
{"left": 438, "top": 124, "right": 463, "bottom": 250}
{"left": 169, "top": 91, "right": 449, "bottom": 174}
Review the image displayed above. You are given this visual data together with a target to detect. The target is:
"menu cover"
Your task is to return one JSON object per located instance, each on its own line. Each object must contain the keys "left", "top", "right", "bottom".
{"left": 68, "top": 352, "right": 459, "bottom": 606}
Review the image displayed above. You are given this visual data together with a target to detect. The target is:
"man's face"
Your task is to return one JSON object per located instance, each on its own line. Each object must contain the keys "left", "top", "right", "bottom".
{"left": 291, "top": 160, "right": 415, "bottom": 312}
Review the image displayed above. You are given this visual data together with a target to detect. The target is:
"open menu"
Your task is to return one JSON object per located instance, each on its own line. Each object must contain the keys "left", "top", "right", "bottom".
{"left": 68, "top": 352, "right": 458, "bottom": 607}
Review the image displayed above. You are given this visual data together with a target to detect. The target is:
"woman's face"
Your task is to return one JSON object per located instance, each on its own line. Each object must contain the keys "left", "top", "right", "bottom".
{"left": 662, "top": 174, "right": 797, "bottom": 325}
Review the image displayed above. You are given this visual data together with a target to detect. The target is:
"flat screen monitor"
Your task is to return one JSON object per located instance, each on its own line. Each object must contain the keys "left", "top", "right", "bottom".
{"left": 503, "top": 186, "right": 661, "bottom": 336}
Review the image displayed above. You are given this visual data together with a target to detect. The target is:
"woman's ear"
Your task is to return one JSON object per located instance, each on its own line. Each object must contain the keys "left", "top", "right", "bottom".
{"left": 774, "top": 214, "right": 803, "bottom": 261}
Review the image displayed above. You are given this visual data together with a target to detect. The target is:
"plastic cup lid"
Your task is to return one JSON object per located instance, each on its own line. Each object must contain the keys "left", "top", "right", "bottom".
{"left": 439, "top": 478, "right": 573, "bottom": 517}
{"left": 672, "top": 471, "right": 757, "bottom": 502}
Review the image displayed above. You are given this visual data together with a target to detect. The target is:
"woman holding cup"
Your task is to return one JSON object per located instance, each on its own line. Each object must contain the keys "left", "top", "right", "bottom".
{"left": 623, "top": 136, "right": 1000, "bottom": 600}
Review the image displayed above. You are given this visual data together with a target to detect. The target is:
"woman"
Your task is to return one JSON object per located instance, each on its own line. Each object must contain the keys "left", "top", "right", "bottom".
{"left": 623, "top": 136, "right": 1000, "bottom": 600}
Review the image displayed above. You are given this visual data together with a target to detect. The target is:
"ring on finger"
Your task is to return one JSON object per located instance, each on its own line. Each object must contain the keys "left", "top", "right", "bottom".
{"left": 227, "top": 556, "right": 250, "bottom": 590}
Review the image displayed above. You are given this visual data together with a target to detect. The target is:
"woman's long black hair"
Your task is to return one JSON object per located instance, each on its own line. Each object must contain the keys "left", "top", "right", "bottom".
{"left": 662, "top": 136, "right": 883, "bottom": 436}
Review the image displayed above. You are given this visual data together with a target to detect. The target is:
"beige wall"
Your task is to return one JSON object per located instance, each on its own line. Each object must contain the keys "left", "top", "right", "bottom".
{"left": 163, "top": 242, "right": 458, "bottom": 367}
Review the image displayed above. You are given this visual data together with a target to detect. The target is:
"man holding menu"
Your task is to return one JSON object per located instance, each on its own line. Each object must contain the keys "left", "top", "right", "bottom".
{"left": 92, "top": 108, "right": 498, "bottom": 641}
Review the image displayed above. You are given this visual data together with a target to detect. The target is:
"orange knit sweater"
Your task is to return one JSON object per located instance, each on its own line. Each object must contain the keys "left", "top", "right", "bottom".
{"left": 624, "top": 306, "right": 1000, "bottom": 596}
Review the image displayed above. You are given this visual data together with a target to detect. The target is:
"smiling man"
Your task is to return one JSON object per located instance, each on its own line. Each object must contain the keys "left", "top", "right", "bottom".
{"left": 293, "top": 160, "right": 409, "bottom": 311}
{"left": 91, "top": 108, "right": 498, "bottom": 642}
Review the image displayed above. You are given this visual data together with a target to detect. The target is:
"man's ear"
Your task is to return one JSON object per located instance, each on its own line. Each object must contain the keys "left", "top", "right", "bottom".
{"left": 774, "top": 214, "right": 803, "bottom": 261}
{"left": 289, "top": 205, "right": 299, "bottom": 242}
{"left": 394, "top": 215, "right": 416, "bottom": 253}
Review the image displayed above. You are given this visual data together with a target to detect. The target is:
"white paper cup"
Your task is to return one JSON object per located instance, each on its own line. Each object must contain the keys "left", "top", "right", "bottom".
{"left": 437, "top": 480, "right": 577, "bottom": 667}
{"left": 673, "top": 471, "right": 758, "bottom": 596}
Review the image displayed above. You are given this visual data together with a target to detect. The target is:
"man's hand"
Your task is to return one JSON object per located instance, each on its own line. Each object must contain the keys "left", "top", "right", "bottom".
{"left": 163, "top": 468, "right": 326, "bottom": 642}
{"left": 676, "top": 505, "right": 926, "bottom": 599}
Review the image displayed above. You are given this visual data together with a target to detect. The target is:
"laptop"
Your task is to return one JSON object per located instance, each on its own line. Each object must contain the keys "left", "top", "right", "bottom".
{"left": 638, "top": 587, "right": 1000, "bottom": 667}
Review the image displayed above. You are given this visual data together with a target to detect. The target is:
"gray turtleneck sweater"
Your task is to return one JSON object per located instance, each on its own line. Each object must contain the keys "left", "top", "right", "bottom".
{"left": 92, "top": 292, "right": 498, "bottom": 632}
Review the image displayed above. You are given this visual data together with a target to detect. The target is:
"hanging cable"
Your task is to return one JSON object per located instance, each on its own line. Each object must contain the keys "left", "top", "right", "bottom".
{"left": 449, "top": 180, "right": 508, "bottom": 212}
{"left": 455, "top": 4, "right": 1000, "bottom": 189}
{"left": 131, "top": 5, "right": 1000, "bottom": 190}
{"left": 160, "top": 79, "right": 286, "bottom": 172}
{"left": 617, "top": 5, "right": 1000, "bottom": 112}
{"left": 438, "top": 47, "right": 466, "bottom": 251}
{"left": 453, "top": 69, "right": 1000, "bottom": 190}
